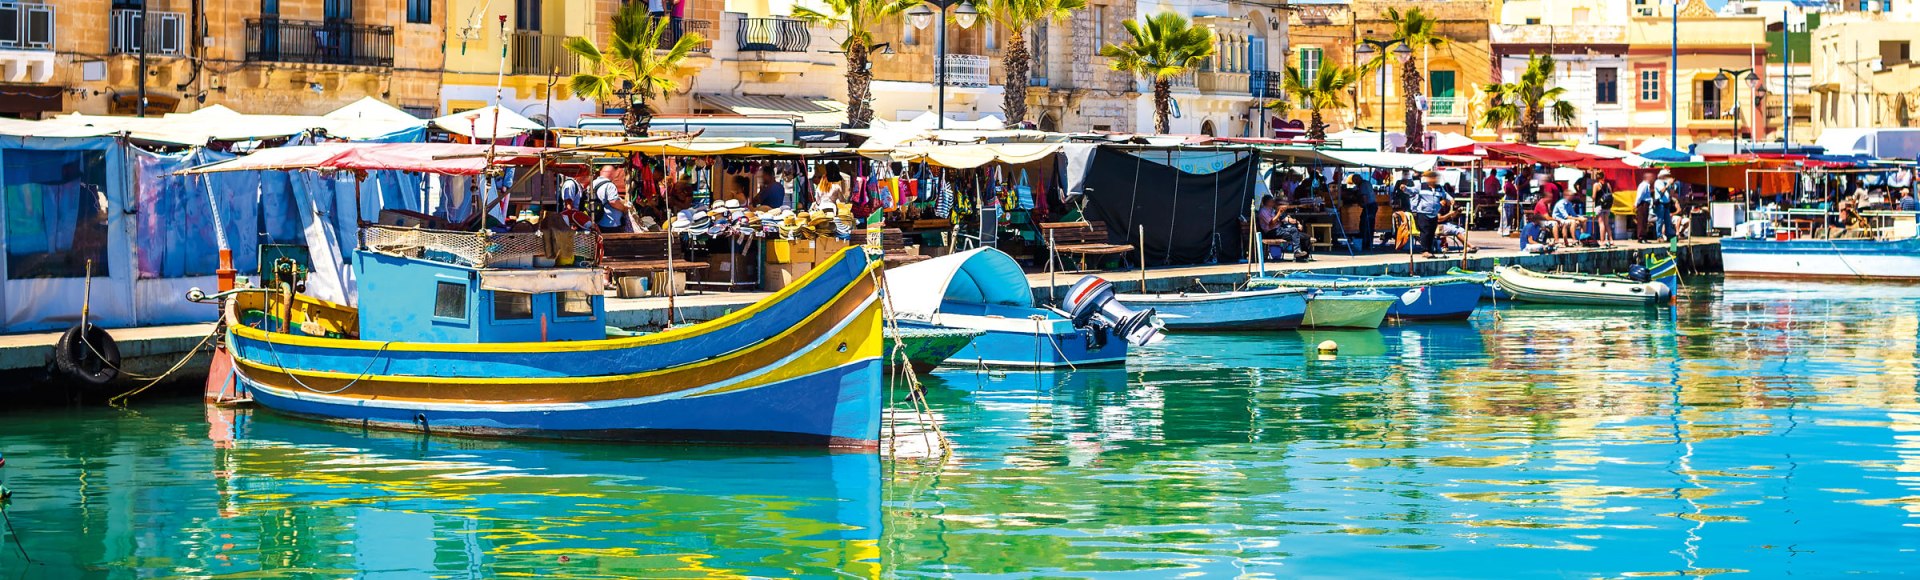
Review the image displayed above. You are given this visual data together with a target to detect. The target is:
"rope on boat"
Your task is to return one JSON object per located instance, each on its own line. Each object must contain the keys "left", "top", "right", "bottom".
{"left": 106, "top": 324, "right": 224, "bottom": 407}
{"left": 1033, "top": 315, "right": 1079, "bottom": 372}
{"left": 260, "top": 331, "right": 399, "bottom": 395}
{"left": 867, "top": 257, "right": 952, "bottom": 462}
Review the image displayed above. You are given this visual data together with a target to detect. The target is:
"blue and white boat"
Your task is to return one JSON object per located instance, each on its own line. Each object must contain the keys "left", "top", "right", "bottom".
{"left": 1114, "top": 288, "right": 1308, "bottom": 330}
{"left": 885, "top": 248, "right": 1161, "bottom": 369}
{"left": 1249, "top": 272, "right": 1484, "bottom": 320}
{"left": 1722, "top": 236, "right": 1920, "bottom": 280}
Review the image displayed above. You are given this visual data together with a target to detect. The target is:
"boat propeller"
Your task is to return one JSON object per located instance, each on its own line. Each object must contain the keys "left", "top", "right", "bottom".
{"left": 1062, "top": 276, "right": 1165, "bottom": 347}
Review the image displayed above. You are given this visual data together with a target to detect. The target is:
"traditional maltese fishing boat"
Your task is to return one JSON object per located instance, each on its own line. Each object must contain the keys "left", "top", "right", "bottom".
{"left": 186, "top": 143, "right": 885, "bottom": 448}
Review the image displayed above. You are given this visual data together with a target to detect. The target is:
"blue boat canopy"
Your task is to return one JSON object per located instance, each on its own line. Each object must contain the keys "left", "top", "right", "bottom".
{"left": 885, "top": 248, "right": 1034, "bottom": 320}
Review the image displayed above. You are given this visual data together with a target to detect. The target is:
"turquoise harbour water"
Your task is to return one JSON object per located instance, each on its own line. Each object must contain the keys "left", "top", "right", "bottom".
{"left": 2, "top": 276, "right": 1918, "bottom": 578}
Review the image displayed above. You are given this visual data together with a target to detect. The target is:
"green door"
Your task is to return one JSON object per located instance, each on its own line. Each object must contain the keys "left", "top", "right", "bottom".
{"left": 1428, "top": 70, "right": 1456, "bottom": 116}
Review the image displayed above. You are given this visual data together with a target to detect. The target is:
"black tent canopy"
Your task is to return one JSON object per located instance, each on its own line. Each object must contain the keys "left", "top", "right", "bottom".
{"left": 1076, "top": 145, "right": 1255, "bottom": 266}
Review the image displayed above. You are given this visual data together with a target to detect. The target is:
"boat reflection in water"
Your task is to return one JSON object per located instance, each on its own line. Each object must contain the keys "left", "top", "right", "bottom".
{"left": 205, "top": 407, "right": 882, "bottom": 577}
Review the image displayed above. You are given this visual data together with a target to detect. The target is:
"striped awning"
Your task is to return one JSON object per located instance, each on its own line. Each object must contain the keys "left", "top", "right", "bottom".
{"left": 694, "top": 94, "right": 848, "bottom": 129}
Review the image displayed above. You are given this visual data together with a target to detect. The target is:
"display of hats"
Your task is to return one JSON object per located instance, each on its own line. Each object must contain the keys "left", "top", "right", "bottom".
{"left": 722, "top": 199, "right": 743, "bottom": 210}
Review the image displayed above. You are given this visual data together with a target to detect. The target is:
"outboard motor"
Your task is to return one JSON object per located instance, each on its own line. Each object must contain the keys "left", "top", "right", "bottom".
{"left": 1062, "top": 275, "right": 1165, "bottom": 347}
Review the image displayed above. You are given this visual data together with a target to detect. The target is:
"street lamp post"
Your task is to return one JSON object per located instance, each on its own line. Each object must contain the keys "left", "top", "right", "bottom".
{"left": 908, "top": 0, "right": 978, "bottom": 131}
{"left": 1355, "top": 39, "right": 1412, "bottom": 151}
{"left": 1715, "top": 68, "right": 1758, "bottom": 154}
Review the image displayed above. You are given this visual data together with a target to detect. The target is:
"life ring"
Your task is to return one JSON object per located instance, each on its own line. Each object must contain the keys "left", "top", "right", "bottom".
{"left": 55, "top": 323, "right": 120, "bottom": 386}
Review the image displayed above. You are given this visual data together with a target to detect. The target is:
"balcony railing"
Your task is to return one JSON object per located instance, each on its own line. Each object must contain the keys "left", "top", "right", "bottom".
{"left": 658, "top": 17, "right": 712, "bottom": 53}
{"left": 1693, "top": 100, "right": 1734, "bottom": 120}
{"left": 0, "top": 1, "right": 54, "bottom": 50}
{"left": 511, "top": 31, "right": 579, "bottom": 76}
{"left": 110, "top": 9, "right": 187, "bottom": 56}
{"left": 1167, "top": 70, "right": 1197, "bottom": 91}
{"left": 1197, "top": 71, "right": 1248, "bottom": 94}
{"left": 245, "top": 18, "right": 395, "bottom": 67}
{"left": 942, "top": 54, "right": 989, "bottom": 87}
{"left": 1428, "top": 96, "right": 1459, "bottom": 117}
{"left": 1249, "top": 69, "right": 1283, "bottom": 98}
{"left": 737, "top": 17, "right": 808, "bottom": 52}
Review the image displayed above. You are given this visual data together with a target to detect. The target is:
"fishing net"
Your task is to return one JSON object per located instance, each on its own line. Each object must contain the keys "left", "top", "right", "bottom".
{"left": 363, "top": 225, "right": 600, "bottom": 268}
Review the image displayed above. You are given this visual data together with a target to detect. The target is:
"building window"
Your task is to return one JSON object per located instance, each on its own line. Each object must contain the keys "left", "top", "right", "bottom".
{"left": 1298, "top": 47, "right": 1322, "bottom": 81}
{"left": 1638, "top": 69, "right": 1662, "bottom": 102}
{"left": 494, "top": 291, "right": 533, "bottom": 320}
{"left": 1092, "top": 6, "right": 1106, "bottom": 54}
{"left": 433, "top": 282, "right": 467, "bottom": 319}
{"left": 406, "top": 0, "right": 431, "bottom": 24}
{"left": 902, "top": 16, "right": 917, "bottom": 46}
{"left": 1249, "top": 35, "right": 1267, "bottom": 72}
{"left": 558, "top": 291, "right": 593, "bottom": 317}
{"left": 515, "top": 0, "right": 540, "bottom": 31}
{"left": 1525, "top": 17, "right": 1541, "bottom": 24}
{"left": 1596, "top": 67, "right": 1619, "bottom": 104}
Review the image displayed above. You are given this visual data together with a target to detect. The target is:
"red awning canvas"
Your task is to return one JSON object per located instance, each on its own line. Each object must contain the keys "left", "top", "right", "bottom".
{"left": 1429, "top": 142, "right": 1590, "bottom": 165}
{"left": 180, "top": 143, "right": 551, "bottom": 176}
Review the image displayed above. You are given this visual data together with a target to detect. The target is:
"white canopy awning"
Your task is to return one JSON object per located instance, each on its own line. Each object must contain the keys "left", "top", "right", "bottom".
{"left": 883, "top": 248, "right": 1033, "bottom": 321}
{"left": 433, "top": 105, "right": 545, "bottom": 139}
{"left": 1258, "top": 146, "right": 1459, "bottom": 171}
{"left": 325, "top": 96, "right": 422, "bottom": 123}
{"left": 872, "top": 143, "right": 1063, "bottom": 168}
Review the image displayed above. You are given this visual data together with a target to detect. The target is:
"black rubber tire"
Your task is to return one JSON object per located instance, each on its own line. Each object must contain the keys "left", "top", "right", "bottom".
{"left": 55, "top": 323, "right": 120, "bottom": 386}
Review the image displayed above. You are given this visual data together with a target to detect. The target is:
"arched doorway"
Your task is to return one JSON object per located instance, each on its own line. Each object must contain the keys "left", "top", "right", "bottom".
{"left": 1039, "top": 113, "right": 1059, "bottom": 132}
{"left": 1200, "top": 119, "right": 1217, "bottom": 137}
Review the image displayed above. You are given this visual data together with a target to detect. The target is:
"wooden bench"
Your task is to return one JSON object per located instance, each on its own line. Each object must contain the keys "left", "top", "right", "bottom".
{"left": 599, "top": 232, "right": 710, "bottom": 279}
{"left": 1038, "top": 221, "right": 1135, "bottom": 270}
{"left": 880, "top": 228, "right": 930, "bottom": 267}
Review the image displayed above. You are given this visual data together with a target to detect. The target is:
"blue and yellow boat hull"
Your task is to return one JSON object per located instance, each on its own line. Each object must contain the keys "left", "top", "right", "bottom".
{"left": 220, "top": 249, "right": 886, "bottom": 449}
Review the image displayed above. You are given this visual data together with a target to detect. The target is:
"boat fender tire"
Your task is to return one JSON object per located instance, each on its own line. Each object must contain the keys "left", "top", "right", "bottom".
{"left": 55, "top": 323, "right": 121, "bottom": 386}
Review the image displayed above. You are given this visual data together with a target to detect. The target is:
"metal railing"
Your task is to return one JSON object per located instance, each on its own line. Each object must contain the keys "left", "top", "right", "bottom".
{"left": 1693, "top": 100, "right": 1733, "bottom": 120}
{"left": 510, "top": 31, "right": 579, "bottom": 76}
{"left": 245, "top": 18, "right": 395, "bottom": 67}
{"left": 943, "top": 54, "right": 990, "bottom": 87}
{"left": 658, "top": 17, "right": 713, "bottom": 53}
{"left": 1428, "top": 96, "right": 1459, "bottom": 117}
{"left": 736, "top": 17, "right": 809, "bottom": 52}
{"left": 111, "top": 9, "right": 187, "bottom": 56}
{"left": 1249, "top": 69, "right": 1283, "bottom": 98}
{"left": 0, "top": 1, "right": 54, "bottom": 50}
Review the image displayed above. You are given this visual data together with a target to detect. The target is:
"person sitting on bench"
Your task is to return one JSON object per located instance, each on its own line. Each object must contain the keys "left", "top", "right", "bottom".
{"left": 1259, "top": 195, "right": 1313, "bottom": 262}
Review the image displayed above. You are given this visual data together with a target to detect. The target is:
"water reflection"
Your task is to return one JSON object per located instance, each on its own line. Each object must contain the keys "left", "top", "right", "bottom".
{"left": 6, "top": 277, "right": 1920, "bottom": 577}
{"left": 1, "top": 406, "right": 880, "bottom": 578}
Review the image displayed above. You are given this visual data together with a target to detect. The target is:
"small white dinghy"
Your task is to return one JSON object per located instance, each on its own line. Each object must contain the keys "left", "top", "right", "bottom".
{"left": 1493, "top": 265, "right": 1673, "bottom": 307}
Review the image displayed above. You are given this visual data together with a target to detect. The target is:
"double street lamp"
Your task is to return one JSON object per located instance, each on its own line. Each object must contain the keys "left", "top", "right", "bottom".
{"left": 1715, "top": 68, "right": 1761, "bottom": 154}
{"left": 1356, "top": 38, "right": 1412, "bottom": 151}
{"left": 907, "top": 0, "right": 978, "bottom": 130}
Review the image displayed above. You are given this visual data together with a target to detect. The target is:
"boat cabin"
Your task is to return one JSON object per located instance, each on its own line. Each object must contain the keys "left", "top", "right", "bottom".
{"left": 353, "top": 229, "right": 607, "bottom": 343}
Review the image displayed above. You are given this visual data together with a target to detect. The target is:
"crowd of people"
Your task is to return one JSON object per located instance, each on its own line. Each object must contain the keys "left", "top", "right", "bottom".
{"left": 1253, "top": 167, "right": 1478, "bottom": 261}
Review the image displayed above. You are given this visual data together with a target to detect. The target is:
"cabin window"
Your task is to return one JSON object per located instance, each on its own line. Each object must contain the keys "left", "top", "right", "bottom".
{"left": 433, "top": 282, "right": 467, "bottom": 318}
{"left": 558, "top": 291, "right": 593, "bottom": 317}
{"left": 494, "top": 291, "right": 533, "bottom": 320}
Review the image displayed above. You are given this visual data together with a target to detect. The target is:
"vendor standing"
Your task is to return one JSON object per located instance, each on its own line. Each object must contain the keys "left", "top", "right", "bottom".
{"left": 1410, "top": 170, "right": 1451, "bottom": 258}
{"left": 1343, "top": 172, "right": 1378, "bottom": 251}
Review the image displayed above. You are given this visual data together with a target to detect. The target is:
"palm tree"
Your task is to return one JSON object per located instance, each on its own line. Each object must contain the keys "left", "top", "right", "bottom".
{"left": 1099, "top": 11, "right": 1215, "bottom": 134}
{"left": 795, "top": 0, "right": 921, "bottom": 128}
{"left": 565, "top": 3, "right": 704, "bottom": 136}
{"left": 978, "top": 0, "right": 1085, "bottom": 124}
{"left": 1360, "top": 7, "right": 1447, "bottom": 152}
{"left": 1282, "top": 64, "right": 1358, "bottom": 142}
{"left": 1479, "top": 52, "right": 1578, "bottom": 143}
